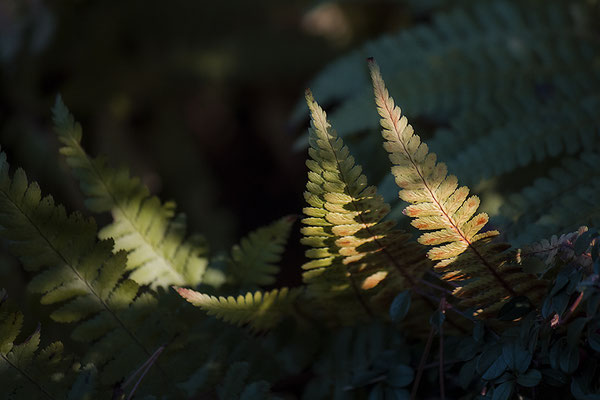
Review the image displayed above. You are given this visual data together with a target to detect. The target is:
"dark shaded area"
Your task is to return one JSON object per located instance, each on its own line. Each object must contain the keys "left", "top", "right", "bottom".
{"left": 0, "top": 0, "right": 410, "bottom": 254}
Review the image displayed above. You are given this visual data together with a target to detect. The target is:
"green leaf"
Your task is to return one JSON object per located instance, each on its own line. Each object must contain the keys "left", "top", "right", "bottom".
{"left": 459, "top": 358, "right": 477, "bottom": 389}
{"left": 458, "top": 337, "right": 480, "bottom": 361}
{"left": 53, "top": 98, "right": 210, "bottom": 289}
{"left": 477, "top": 345, "right": 502, "bottom": 375}
{"left": 502, "top": 341, "right": 531, "bottom": 373}
{"left": 390, "top": 291, "right": 411, "bottom": 323}
{"left": 560, "top": 345, "right": 580, "bottom": 374}
{"left": 175, "top": 287, "right": 300, "bottom": 331}
{"left": 516, "top": 369, "right": 541, "bottom": 387}
{"left": 482, "top": 356, "right": 508, "bottom": 381}
{"left": 491, "top": 381, "right": 514, "bottom": 400}
{"left": 230, "top": 217, "right": 295, "bottom": 287}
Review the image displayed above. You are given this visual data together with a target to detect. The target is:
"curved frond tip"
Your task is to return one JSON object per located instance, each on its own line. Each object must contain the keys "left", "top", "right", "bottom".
{"left": 229, "top": 216, "right": 295, "bottom": 287}
{"left": 301, "top": 89, "right": 430, "bottom": 321}
{"left": 52, "top": 96, "right": 210, "bottom": 289}
{"left": 174, "top": 286, "right": 299, "bottom": 331}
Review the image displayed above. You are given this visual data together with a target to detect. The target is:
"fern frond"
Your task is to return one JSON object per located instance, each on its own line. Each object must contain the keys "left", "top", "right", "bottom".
{"left": 430, "top": 95, "right": 600, "bottom": 187}
{"left": 175, "top": 287, "right": 299, "bottom": 332}
{"left": 294, "top": 0, "right": 599, "bottom": 139}
{"left": 498, "top": 153, "right": 600, "bottom": 246}
{"left": 301, "top": 90, "right": 430, "bottom": 320}
{"left": 52, "top": 96, "right": 209, "bottom": 289}
{"left": 511, "top": 178, "right": 600, "bottom": 247}
{"left": 369, "top": 61, "right": 546, "bottom": 317}
{"left": 0, "top": 152, "right": 182, "bottom": 389}
{"left": 229, "top": 216, "right": 294, "bottom": 287}
{"left": 0, "top": 296, "right": 92, "bottom": 399}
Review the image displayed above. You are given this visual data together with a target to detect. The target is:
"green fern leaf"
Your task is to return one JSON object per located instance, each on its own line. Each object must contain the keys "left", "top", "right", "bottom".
{"left": 0, "top": 152, "right": 181, "bottom": 389}
{"left": 302, "top": 90, "right": 429, "bottom": 321}
{"left": 499, "top": 153, "right": 600, "bottom": 246}
{"left": 52, "top": 96, "right": 210, "bottom": 289}
{"left": 0, "top": 296, "right": 87, "bottom": 399}
{"left": 229, "top": 216, "right": 295, "bottom": 287}
{"left": 369, "top": 61, "right": 547, "bottom": 317}
{"left": 175, "top": 287, "right": 299, "bottom": 331}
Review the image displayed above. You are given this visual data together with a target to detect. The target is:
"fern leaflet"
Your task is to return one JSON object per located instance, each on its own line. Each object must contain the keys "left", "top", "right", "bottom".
{"left": 175, "top": 287, "right": 299, "bottom": 332}
{"left": 369, "top": 61, "right": 547, "bottom": 316}
{"left": 302, "top": 90, "right": 429, "bottom": 321}
{"left": 0, "top": 151, "right": 181, "bottom": 389}
{"left": 0, "top": 295, "right": 94, "bottom": 399}
{"left": 52, "top": 96, "right": 209, "bottom": 289}
{"left": 229, "top": 216, "right": 294, "bottom": 287}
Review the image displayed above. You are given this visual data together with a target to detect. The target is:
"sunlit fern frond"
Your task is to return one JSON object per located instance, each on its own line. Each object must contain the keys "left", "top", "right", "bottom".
{"left": 175, "top": 287, "right": 300, "bottom": 332}
{"left": 369, "top": 61, "right": 547, "bottom": 317}
{"left": 0, "top": 294, "right": 96, "bottom": 399}
{"left": 52, "top": 96, "right": 210, "bottom": 289}
{"left": 301, "top": 90, "right": 430, "bottom": 321}
{"left": 229, "top": 216, "right": 295, "bottom": 288}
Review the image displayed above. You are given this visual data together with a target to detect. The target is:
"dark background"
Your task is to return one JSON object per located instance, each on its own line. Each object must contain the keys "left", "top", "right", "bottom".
{"left": 0, "top": 0, "right": 418, "bottom": 257}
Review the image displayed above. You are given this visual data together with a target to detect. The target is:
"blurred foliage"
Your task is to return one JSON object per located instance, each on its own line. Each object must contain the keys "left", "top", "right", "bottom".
{"left": 2, "top": 0, "right": 600, "bottom": 399}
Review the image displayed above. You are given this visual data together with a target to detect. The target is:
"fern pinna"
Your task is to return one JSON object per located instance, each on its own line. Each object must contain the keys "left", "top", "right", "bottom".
{"left": 176, "top": 217, "right": 299, "bottom": 331}
{"left": 0, "top": 293, "right": 95, "bottom": 399}
{"left": 301, "top": 90, "right": 430, "bottom": 321}
{"left": 228, "top": 216, "right": 295, "bottom": 288}
{"left": 369, "top": 60, "right": 547, "bottom": 317}
{"left": 0, "top": 150, "right": 193, "bottom": 395}
{"left": 52, "top": 96, "right": 210, "bottom": 289}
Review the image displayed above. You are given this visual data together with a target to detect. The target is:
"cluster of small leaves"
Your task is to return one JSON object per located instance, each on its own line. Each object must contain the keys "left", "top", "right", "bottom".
{"left": 453, "top": 236, "right": 600, "bottom": 399}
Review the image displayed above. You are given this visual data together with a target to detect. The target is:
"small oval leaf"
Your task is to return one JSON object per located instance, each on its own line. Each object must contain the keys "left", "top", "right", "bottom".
{"left": 390, "top": 291, "right": 411, "bottom": 323}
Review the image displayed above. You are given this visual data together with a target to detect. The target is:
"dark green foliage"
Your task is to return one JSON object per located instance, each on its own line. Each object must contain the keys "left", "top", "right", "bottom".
{"left": 1, "top": 0, "right": 599, "bottom": 398}
{"left": 0, "top": 293, "right": 96, "bottom": 399}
